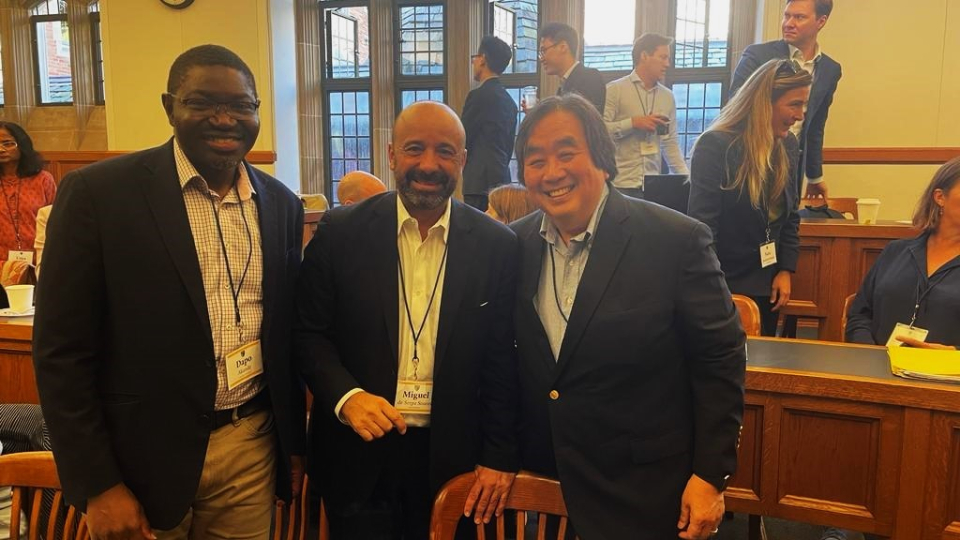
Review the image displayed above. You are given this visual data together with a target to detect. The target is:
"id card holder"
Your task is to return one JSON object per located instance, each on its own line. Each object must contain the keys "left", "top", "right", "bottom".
{"left": 885, "top": 323, "right": 930, "bottom": 348}
{"left": 225, "top": 340, "right": 264, "bottom": 390}
{"left": 394, "top": 380, "right": 433, "bottom": 416}
{"left": 760, "top": 241, "right": 777, "bottom": 268}
{"left": 639, "top": 137, "right": 659, "bottom": 156}
{"left": 8, "top": 250, "right": 32, "bottom": 264}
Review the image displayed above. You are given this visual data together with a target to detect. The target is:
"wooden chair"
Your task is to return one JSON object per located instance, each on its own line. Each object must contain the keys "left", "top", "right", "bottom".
{"left": 430, "top": 471, "right": 575, "bottom": 540}
{"left": 840, "top": 293, "right": 857, "bottom": 339}
{"left": 271, "top": 474, "right": 330, "bottom": 540}
{"left": 0, "top": 451, "right": 90, "bottom": 540}
{"left": 731, "top": 294, "right": 762, "bottom": 337}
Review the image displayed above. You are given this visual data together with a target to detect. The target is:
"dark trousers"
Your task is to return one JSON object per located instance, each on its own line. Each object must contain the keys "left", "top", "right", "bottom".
{"left": 325, "top": 428, "right": 433, "bottom": 540}
{"left": 750, "top": 295, "right": 780, "bottom": 337}
{"left": 616, "top": 186, "right": 644, "bottom": 200}
{"left": 464, "top": 194, "right": 488, "bottom": 212}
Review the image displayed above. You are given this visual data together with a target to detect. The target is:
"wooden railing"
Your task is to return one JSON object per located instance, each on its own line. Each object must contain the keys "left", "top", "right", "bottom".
{"left": 822, "top": 147, "right": 960, "bottom": 165}
{"left": 41, "top": 150, "right": 278, "bottom": 184}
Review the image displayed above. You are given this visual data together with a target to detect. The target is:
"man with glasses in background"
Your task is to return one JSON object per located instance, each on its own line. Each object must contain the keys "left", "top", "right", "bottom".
{"left": 34, "top": 44, "right": 306, "bottom": 540}
{"left": 536, "top": 22, "right": 606, "bottom": 113}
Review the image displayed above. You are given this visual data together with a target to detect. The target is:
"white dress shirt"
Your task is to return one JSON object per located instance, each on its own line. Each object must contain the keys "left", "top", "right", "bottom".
{"left": 334, "top": 196, "right": 451, "bottom": 428}
{"left": 603, "top": 72, "right": 688, "bottom": 189}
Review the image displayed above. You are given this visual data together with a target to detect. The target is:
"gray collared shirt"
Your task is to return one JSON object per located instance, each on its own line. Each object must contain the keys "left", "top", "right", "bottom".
{"left": 535, "top": 184, "right": 610, "bottom": 360}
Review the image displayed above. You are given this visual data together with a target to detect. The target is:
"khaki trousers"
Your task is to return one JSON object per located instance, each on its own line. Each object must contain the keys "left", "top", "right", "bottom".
{"left": 155, "top": 409, "right": 277, "bottom": 540}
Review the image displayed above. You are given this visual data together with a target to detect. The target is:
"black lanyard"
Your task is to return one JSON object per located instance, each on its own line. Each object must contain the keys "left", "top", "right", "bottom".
{"left": 208, "top": 186, "right": 253, "bottom": 341}
{"left": 549, "top": 245, "right": 570, "bottom": 324}
{"left": 910, "top": 266, "right": 956, "bottom": 327}
{"left": 398, "top": 239, "right": 448, "bottom": 380}
{"left": 633, "top": 81, "right": 657, "bottom": 116}
{"left": 1, "top": 178, "right": 23, "bottom": 250}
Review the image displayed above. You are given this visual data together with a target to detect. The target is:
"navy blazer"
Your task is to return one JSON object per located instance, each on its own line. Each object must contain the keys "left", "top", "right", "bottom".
{"left": 512, "top": 189, "right": 745, "bottom": 539}
{"left": 558, "top": 63, "right": 607, "bottom": 113}
{"left": 731, "top": 40, "right": 842, "bottom": 182}
{"left": 33, "top": 141, "right": 306, "bottom": 529}
{"left": 462, "top": 77, "right": 518, "bottom": 195}
{"left": 296, "top": 193, "right": 520, "bottom": 506}
{"left": 847, "top": 233, "right": 960, "bottom": 347}
{"left": 688, "top": 131, "right": 801, "bottom": 297}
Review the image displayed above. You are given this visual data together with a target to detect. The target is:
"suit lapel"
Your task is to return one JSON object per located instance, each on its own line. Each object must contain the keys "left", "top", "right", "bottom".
{"left": 248, "top": 165, "right": 278, "bottom": 343}
{"left": 434, "top": 200, "right": 476, "bottom": 373}
{"left": 555, "top": 190, "right": 632, "bottom": 374}
{"left": 372, "top": 194, "right": 401, "bottom": 366}
{"left": 140, "top": 141, "right": 213, "bottom": 349}
{"left": 516, "top": 213, "right": 556, "bottom": 370}
{"left": 805, "top": 60, "right": 830, "bottom": 131}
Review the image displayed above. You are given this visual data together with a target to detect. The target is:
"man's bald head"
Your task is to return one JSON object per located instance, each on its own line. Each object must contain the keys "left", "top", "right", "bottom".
{"left": 389, "top": 101, "right": 466, "bottom": 212}
{"left": 337, "top": 170, "right": 386, "bottom": 205}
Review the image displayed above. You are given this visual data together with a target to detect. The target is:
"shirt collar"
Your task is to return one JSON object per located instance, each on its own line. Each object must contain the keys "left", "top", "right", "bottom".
{"left": 397, "top": 194, "right": 452, "bottom": 243}
{"left": 788, "top": 43, "right": 822, "bottom": 65}
{"left": 540, "top": 183, "right": 610, "bottom": 247}
{"left": 173, "top": 137, "right": 256, "bottom": 201}
{"left": 630, "top": 70, "right": 659, "bottom": 91}
{"left": 561, "top": 61, "right": 580, "bottom": 82}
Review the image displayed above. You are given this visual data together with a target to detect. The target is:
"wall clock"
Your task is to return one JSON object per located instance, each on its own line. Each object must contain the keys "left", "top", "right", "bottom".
{"left": 160, "top": 0, "right": 195, "bottom": 9}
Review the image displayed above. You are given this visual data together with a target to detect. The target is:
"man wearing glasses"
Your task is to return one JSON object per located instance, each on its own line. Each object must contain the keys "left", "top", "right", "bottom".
{"left": 34, "top": 45, "right": 306, "bottom": 540}
{"left": 537, "top": 22, "right": 605, "bottom": 113}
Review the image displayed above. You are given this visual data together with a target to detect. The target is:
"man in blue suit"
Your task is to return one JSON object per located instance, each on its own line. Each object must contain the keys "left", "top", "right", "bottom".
{"left": 462, "top": 36, "right": 519, "bottom": 211}
{"left": 731, "top": 0, "right": 841, "bottom": 200}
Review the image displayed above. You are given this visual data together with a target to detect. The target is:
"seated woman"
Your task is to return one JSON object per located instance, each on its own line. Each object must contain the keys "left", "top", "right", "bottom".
{"left": 0, "top": 122, "right": 55, "bottom": 268}
{"left": 688, "top": 59, "right": 811, "bottom": 336}
{"left": 485, "top": 183, "right": 537, "bottom": 224}
{"left": 846, "top": 157, "right": 960, "bottom": 349}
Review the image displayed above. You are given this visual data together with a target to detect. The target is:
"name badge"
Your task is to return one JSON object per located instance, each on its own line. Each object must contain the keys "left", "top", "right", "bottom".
{"left": 8, "top": 250, "right": 32, "bottom": 264}
{"left": 639, "top": 137, "right": 659, "bottom": 156}
{"left": 760, "top": 241, "right": 777, "bottom": 268}
{"left": 394, "top": 380, "right": 433, "bottom": 416}
{"left": 225, "top": 340, "right": 263, "bottom": 390}
{"left": 885, "top": 323, "right": 929, "bottom": 348}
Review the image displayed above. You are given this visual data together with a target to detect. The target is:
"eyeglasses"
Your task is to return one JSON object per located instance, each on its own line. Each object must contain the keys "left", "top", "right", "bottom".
{"left": 0, "top": 141, "right": 18, "bottom": 151}
{"left": 167, "top": 94, "right": 261, "bottom": 119}
{"left": 538, "top": 42, "right": 561, "bottom": 58}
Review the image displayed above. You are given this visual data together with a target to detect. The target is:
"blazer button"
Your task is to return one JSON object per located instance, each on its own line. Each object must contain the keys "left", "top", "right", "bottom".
{"left": 549, "top": 390, "right": 559, "bottom": 400}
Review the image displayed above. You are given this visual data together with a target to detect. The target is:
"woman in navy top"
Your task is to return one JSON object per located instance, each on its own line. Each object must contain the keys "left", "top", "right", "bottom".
{"left": 689, "top": 60, "right": 812, "bottom": 335}
{"left": 847, "top": 157, "right": 960, "bottom": 349}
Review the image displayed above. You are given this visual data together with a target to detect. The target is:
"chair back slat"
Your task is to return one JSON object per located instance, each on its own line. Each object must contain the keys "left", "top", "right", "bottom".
{"left": 430, "top": 472, "right": 570, "bottom": 540}
{"left": 0, "top": 451, "right": 90, "bottom": 540}
{"left": 556, "top": 517, "right": 568, "bottom": 540}
{"left": 476, "top": 522, "right": 487, "bottom": 540}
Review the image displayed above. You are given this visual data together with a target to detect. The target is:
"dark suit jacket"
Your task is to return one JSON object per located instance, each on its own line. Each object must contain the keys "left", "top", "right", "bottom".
{"left": 731, "top": 40, "right": 842, "bottom": 182}
{"left": 296, "top": 192, "right": 520, "bottom": 506}
{"left": 688, "top": 131, "right": 802, "bottom": 297}
{"left": 462, "top": 78, "right": 518, "bottom": 195}
{"left": 558, "top": 63, "right": 606, "bottom": 113}
{"left": 32, "top": 141, "right": 306, "bottom": 529}
{"left": 511, "top": 189, "right": 746, "bottom": 539}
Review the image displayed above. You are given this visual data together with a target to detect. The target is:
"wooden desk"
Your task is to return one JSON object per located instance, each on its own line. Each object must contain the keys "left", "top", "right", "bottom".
{"left": 729, "top": 337, "right": 960, "bottom": 540}
{"left": 784, "top": 219, "right": 917, "bottom": 341}
{"left": 0, "top": 316, "right": 36, "bottom": 403}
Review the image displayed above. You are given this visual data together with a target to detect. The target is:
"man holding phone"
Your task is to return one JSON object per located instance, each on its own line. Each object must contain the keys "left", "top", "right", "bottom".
{"left": 603, "top": 33, "right": 688, "bottom": 199}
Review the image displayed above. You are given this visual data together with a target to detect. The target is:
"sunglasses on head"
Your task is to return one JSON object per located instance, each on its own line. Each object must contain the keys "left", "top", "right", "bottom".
{"left": 775, "top": 60, "right": 802, "bottom": 78}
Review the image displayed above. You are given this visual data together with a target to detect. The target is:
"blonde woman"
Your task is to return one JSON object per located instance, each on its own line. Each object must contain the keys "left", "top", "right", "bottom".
{"left": 688, "top": 59, "right": 812, "bottom": 335}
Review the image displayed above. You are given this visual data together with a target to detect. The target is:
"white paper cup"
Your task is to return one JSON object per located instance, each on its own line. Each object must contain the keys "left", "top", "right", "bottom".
{"left": 856, "top": 198, "right": 881, "bottom": 224}
{"left": 5, "top": 284, "right": 33, "bottom": 313}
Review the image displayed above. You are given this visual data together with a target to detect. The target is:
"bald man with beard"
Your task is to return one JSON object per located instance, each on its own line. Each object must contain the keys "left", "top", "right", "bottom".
{"left": 296, "top": 102, "right": 521, "bottom": 540}
{"left": 337, "top": 170, "right": 387, "bottom": 206}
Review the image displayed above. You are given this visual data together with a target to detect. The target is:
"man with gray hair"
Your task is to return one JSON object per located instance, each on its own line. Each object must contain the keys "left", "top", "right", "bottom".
{"left": 511, "top": 94, "right": 746, "bottom": 539}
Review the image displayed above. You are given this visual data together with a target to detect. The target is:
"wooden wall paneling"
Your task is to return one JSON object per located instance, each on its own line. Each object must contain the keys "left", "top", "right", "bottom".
{"left": 893, "top": 408, "right": 931, "bottom": 540}
{"left": 0, "top": 322, "right": 37, "bottom": 403}
{"left": 773, "top": 396, "right": 901, "bottom": 535}
{"left": 789, "top": 238, "right": 827, "bottom": 317}
{"left": 922, "top": 412, "right": 960, "bottom": 540}
{"left": 727, "top": 394, "right": 765, "bottom": 507}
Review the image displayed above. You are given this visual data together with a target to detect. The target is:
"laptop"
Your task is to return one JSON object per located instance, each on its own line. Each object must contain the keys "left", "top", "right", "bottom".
{"left": 643, "top": 174, "right": 690, "bottom": 215}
